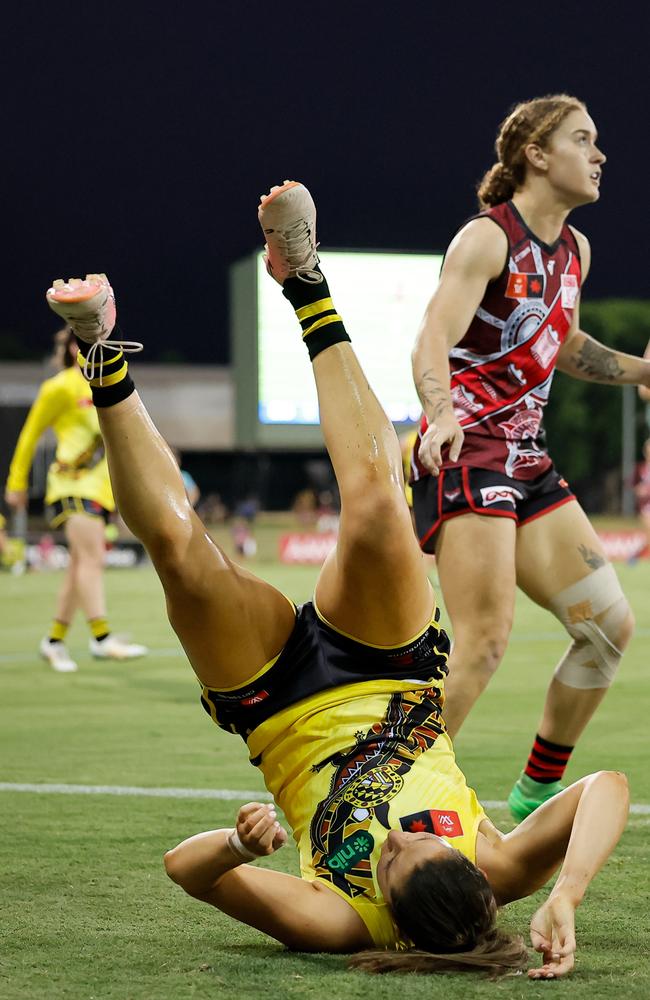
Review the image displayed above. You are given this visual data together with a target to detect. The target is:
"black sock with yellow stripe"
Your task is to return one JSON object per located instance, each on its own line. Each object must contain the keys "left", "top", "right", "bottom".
{"left": 75, "top": 340, "right": 135, "bottom": 407}
{"left": 282, "top": 269, "right": 350, "bottom": 361}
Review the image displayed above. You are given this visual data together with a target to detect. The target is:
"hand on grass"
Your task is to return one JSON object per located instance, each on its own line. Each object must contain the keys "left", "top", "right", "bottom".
{"left": 528, "top": 893, "right": 577, "bottom": 979}
{"left": 235, "top": 801, "right": 288, "bottom": 857}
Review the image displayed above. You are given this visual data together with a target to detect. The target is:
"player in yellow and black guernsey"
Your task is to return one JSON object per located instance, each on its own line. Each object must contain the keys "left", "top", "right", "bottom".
{"left": 48, "top": 189, "right": 628, "bottom": 981}
{"left": 5, "top": 328, "right": 147, "bottom": 671}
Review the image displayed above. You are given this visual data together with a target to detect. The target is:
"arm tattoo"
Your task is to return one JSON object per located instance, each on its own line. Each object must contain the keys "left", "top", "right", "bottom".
{"left": 572, "top": 339, "right": 625, "bottom": 381}
{"left": 578, "top": 544, "right": 606, "bottom": 570}
{"left": 415, "top": 368, "right": 453, "bottom": 420}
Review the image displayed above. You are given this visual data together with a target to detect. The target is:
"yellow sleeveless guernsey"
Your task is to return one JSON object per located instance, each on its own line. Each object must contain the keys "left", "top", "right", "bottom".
{"left": 6, "top": 366, "right": 114, "bottom": 511}
{"left": 248, "top": 682, "right": 486, "bottom": 949}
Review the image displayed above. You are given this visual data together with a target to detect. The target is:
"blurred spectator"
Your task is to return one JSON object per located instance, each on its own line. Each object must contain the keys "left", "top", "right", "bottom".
{"left": 231, "top": 495, "right": 259, "bottom": 558}
{"left": 292, "top": 487, "right": 318, "bottom": 526}
{"left": 197, "top": 492, "right": 228, "bottom": 525}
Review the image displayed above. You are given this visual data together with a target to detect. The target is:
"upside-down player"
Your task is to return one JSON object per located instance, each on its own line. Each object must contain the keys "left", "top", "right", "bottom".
{"left": 44, "top": 183, "right": 628, "bottom": 978}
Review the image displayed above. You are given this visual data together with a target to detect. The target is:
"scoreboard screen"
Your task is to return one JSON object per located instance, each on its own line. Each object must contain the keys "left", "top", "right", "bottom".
{"left": 231, "top": 249, "right": 443, "bottom": 446}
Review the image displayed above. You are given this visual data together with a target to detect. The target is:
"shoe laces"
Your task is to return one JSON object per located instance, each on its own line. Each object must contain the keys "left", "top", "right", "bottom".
{"left": 272, "top": 219, "right": 321, "bottom": 283}
{"left": 82, "top": 337, "right": 144, "bottom": 384}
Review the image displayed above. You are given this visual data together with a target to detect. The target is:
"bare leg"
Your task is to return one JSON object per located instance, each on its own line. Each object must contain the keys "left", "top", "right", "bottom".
{"left": 96, "top": 392, "right": 295, "bottom": 689}
{"left": 516, "top": 502, "right": 634, "bottom": 747}
{"left": 434, "top": 514, "right": 517, "bottom": 738}
{"left": 62, "top": 514, "right": 106, "bottom": 621}
{"left": 313, "top": 344, "right": 433, "bottom": 644}
{"left": 53, "top": 555, "right": 80, "bottom": 625}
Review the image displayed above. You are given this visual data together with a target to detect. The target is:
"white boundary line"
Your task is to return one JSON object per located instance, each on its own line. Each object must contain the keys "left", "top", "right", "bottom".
{"left": 0, "top": 782, "right": 273, "bottom": 801}
{"left": 0, "top": 782, "right": 648, "bottom": 814}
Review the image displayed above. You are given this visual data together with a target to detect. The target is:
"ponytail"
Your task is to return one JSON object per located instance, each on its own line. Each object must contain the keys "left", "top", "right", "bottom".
{"left": 477, "top": 93, "right": 587, "bottom": 209}
{"left": 477, "top": 162, "right": 518, "bottom": 209}
{"left": 349, "top": 928, "right": 528, "bottom": 979}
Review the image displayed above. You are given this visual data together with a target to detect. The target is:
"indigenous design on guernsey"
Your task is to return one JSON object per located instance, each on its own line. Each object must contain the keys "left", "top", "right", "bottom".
{"left": 412, "top": 201, "right": 582, "bottom": 482}
{"left": 201, "top": 601, "right": 486, "bottom": 948}
{"left": 308, "top": 690, "right": 446, "bottom": 899}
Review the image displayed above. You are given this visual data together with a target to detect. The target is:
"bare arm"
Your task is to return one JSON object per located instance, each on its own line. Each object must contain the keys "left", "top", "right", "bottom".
{"left": 558, "top": 230, "right": 650, "bottom": 388}
{"left": 492, "top": 770, "right": 629, "bottom": 903}
{"left": 485, "top": 771, "right": 629, "bottom": 979}
{"left": 5, "top": 380, "right": 69, "bottom": 506}
{"left": 411, "top": 218, "right": 507, "bottom": 474}
{"left": 163, "top": 802, "right": 370, "bottom": 952}
{"left": 557, "top": 327, "right": 650, "bottom": 387}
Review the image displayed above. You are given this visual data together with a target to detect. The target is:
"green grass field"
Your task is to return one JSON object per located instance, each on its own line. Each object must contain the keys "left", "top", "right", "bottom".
{"left": 1, "top": 558, "right": 649, "bottom": 999}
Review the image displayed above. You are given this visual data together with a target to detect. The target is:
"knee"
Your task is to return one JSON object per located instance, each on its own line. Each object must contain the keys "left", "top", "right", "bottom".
{"left": 343, "top": 481, "right": 408, "bottom": 545}
{"left": 147, "top": 517, "right": 195, "bottom": 572}
{"left": 550, "top": 566, "right": 632, "bottom": 689}
{"left": 452, "top": 616, "right": 512, "bottom": 679}
{"left": 163, "top": 847, "right": 182, "bottom": 884}
{"left": 74, "top": 545, "right": 105, "bottom": 571}
{"left": 614, "top": 606, "right": 635, "bottom": 651}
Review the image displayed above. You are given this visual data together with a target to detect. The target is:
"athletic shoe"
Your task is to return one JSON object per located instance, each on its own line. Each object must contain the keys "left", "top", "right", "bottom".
{"left": 258, "top": 181, "right": 322, "bottom": 285}
{"left": 46, "top": 274, "right": 117, "bottom": 344}
{"left": 39, "top": 637, "right": 78, "bottom": 673}
{"left": 507, "top": 773, "right": 564, "bottom": 823}
{"left": 46, "top": 274, "right": 142, "bottom": 381}
{"left": 89, "top": 635, "right": 148, "bottom": 661}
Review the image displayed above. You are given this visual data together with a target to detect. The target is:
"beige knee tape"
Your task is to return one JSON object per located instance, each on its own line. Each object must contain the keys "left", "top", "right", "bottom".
{"left": 548, "top": 564, "right": 629, "bottom": 690}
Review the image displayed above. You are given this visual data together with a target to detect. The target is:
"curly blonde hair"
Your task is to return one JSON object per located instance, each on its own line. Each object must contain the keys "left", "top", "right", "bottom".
{"left": 478, "top": 94, "right": 587, "bottom": 209}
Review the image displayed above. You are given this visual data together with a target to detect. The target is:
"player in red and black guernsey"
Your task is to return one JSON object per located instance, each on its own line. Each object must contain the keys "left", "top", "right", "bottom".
{"left": 410, "top": 95, "right": 650, "bottom": 822}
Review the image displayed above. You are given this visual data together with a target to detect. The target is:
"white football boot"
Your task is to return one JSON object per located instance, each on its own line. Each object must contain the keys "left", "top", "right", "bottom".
{"left": 46, "top": 274, "right": 142, "bottom": 381}
{"left": 89, "top": 635, "right": 148, "bottom": 661}
{"left": 258, "top": 181, "right": 322, "bottom": 285}
{"left": 39, "top": 637, "right": 78, "bottom": 673}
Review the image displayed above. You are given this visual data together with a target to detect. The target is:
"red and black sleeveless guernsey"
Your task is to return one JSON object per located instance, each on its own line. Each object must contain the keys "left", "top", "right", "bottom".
{"left": 411, "top": 201, "right": 582, "bottom": 481}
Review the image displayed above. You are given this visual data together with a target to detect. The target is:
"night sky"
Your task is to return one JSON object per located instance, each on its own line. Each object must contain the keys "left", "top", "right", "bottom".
{"left": 2, "top": 4, "right": 648, "bottom": 364}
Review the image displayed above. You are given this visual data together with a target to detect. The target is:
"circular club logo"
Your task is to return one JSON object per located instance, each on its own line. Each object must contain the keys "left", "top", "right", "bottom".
{"left": 342, "top": 765, "right": 404, "bottom": 808}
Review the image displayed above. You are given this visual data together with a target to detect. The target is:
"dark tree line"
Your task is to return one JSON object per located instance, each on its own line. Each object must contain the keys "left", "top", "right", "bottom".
{"left": 544, "top": 300, "right": 650, "bottom": 511}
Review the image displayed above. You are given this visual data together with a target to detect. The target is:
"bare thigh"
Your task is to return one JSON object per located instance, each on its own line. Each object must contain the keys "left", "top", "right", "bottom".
{"left": 315, "top": 490, "right": 435, "bottom": 646}
{"left": 156, "top": 510, "right": 297, "bottom": 690}
{"left": 96, "top": 392, "right": 296, "bottom": 691}
{"left": 435, "top": 514, "right": 518, "bottom": 640}
{"left": 64, "top": 512, "right": 106, "bottom": 562}
{"left": 515, "top": 500, "right": 609, "bottom": 607}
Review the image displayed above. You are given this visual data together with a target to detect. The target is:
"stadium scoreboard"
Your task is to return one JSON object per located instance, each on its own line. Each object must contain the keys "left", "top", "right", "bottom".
{"left": 231, "top": 249, "right": 443, "bottom": 447}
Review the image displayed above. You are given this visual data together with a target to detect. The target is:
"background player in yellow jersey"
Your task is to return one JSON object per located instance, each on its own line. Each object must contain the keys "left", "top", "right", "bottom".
{"left": 4, "top": 328, "right": 147, "bottom": 671}
{"left": 45, "top": 187, "right": 628, "bottom": 980}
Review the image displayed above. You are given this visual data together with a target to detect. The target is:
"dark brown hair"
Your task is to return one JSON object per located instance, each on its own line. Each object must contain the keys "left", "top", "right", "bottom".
{"left": 477, "top": 94, "right": 587, "bottom": 209}
{"left": 349, "top": 852, "right": 528, "bottom": 978}
{"left": 51, "top": 327, "right": 77, "bottom": 369}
